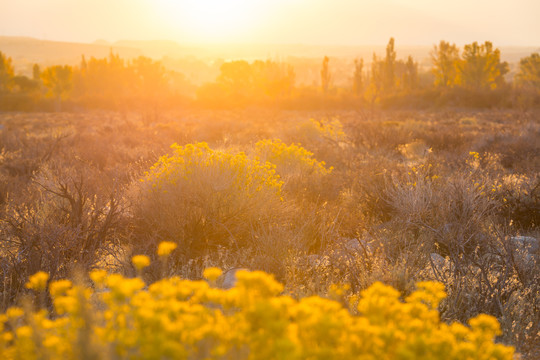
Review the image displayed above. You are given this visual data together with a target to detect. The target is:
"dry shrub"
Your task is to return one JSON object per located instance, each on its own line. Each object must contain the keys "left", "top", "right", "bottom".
{"left": 282, "top": 117, "right": 349, "bottom": 169}
{"left": 0, "top": 167, "right": 124, "bottom": 310}
{"left": 253, "top": 139, "right": 336, "bottom": 202}
{"left": 495, "top": 174, "right": 540, "bottom": 229}
{"left": 1, "top": 109, "right": 539, "bottom": 357}
{"left": 398, "top": 139, "right": 432, "bottom": 163}
{"left": 372, "top": 163, "right": 539, "bottom": 356}
{"left": 346, "top": 115, "right": 411, "bottom": 152}
{"left": 130, "top": 142, "right": 289, "bottom": 261}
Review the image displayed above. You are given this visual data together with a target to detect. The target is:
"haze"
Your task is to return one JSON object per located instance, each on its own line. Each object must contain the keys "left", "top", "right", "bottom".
{"left": 0, "top": 0, "right": 539, "bottom": 46}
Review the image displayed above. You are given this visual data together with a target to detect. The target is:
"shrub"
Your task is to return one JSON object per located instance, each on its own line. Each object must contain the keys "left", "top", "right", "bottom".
{"left": 254, "top": 139, "right": 333, "bottom": 202}
{"left": 300, "top": 118, "right": 346, "bottom": 145}
{"left": 133, "top": 142, "right": 287, "bottom": 258}
{"left": 0, "top": 268, "right": 514, "bottom": 360}
{"left": 494, "top": 174, "right": 539, "bottom": 229}
{"left": 0, "top": 170, "right": 123, "bottom": 310}
{"left": 285, "top": 117, "right": 348, "bottom": 170}
{"left": 254, "top": 139, "right": 331, "bottom": 178}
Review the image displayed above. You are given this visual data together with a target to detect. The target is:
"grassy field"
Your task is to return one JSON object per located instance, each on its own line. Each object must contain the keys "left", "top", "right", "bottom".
{"left": 0, "top": 108, "right": 538, "bottom": 357}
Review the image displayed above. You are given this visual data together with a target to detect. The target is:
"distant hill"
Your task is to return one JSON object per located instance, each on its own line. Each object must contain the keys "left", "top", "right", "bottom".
{"left": 0, "top": 36, "right": 143, "bottom": 75}
{"left": 93, "top": 39, "right": 110, "bottom": 46}
{"left": 113, "top": 40, "right": 200, "bottom": 58}
{"left": 1, "top": 36, "right": 537, "bottom": 77}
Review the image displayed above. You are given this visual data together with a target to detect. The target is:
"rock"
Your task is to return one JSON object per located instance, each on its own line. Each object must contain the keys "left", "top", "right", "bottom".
{"left": 509, "top": 236, "right": 538, "bottom": 274}
{"left": 430, "top": 253, "right": 447, "bottom": 269}
{"left": 510, "top": 236, "right": 539, "bottom": 254}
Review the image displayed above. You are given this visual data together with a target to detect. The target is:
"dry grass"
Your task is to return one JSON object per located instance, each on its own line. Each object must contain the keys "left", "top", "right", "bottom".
{"left": 0, "top": 108, "right": 538, "bottom": 357}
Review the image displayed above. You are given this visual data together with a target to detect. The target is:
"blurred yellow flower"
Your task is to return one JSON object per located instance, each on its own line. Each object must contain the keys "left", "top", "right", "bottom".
{"left": 203, "top": 267, "right": 222, "bottom": 282}
{"left": 89, "top": 269, "right": 108, "bottom": 286}
{"left": 25, "top": 271, "right": 49, "bottom": 291}
{"left": 6, "top": 307, "right": 24, "bottom": 320}
{"left": 49, "top": 280, "right": 72, "bottom": 298}
{"left": 157, "top": 241, "right": 177, "bottom": 257}
{"left": 132, "top": 255, "right": 151, "bottom": 270}
{"left": 0, "top": 270, "right": 514, "bottom": 359}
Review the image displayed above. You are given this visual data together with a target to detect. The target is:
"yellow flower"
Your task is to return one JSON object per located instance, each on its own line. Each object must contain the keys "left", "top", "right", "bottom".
{"left": 15, "top": 325, "right": 32, "bottom": 338}
{"left": 157, "top": 241, "right": 177, "bottom": 257}
{"left": 469, "top": 314, "right": 501, "bottom": 337}
{"left": 25, "top": 271, "right": 49, "bottom": 291}
{"left": 89, "top": 269, "right": 108, "bottom": 286}
{"left": 203, "top": 267, "right": 222, "bottom": 282}
{"left": 0, "top": 267, "right": 514, "bottom": 359}
{"left": 6, "top": 307, "right": 24, "bottom": 320}
{"left": 469, "top": 151, "right": 480, "bottom": 159}
{"left": 132, "top": 255, "right": 151, "bottom": 270}
{"left": 49, "top": 280, "right": 72, "bottom": 298}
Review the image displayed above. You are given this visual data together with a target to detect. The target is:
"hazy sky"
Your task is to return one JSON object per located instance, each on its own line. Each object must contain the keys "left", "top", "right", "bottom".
{"left": 0, "top": 0, "right": 539, "bottom": 46}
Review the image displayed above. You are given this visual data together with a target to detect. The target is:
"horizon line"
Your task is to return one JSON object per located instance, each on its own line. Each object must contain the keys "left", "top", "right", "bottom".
{"left": 1, "top": 34, "right": 539, "bottom": 49}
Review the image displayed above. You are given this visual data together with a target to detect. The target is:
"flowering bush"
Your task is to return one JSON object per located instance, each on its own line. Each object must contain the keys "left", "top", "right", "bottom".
{"left": 134, "top": 142, "right": 286, "bottom": 256}
{"left": 289, "top": 117, "right": 348, "bottom": 178}
{"left": 254, "top": 139, "right": 332, "bottom": 177}
{"left": 0, "top": 267, "right": 513, "bottom": 360}
{"left": 143, "top": 142, "right": 283, "bottom": 197}
{"left": 298, "top": 118, "right": 347, "bottom": 145}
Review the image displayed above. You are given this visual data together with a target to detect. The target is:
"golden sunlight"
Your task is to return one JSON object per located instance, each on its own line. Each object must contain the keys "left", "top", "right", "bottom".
{"left": 155, "top": 0, "right": 267, "bottom": 42}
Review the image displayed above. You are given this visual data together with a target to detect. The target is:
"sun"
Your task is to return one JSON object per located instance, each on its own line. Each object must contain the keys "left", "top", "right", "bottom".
{"left": 155, "top": 0, "right": 267, "bottom": 43}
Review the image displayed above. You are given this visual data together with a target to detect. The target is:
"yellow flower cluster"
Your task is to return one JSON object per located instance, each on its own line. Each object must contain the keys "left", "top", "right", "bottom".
{"left": 203, "top": 267, "right": 223, "bottom": 282}
{"left": 157, "top": 241, "right": 177, "bottom": 257}
{"left": 132, "top": 255, "right": 151, "bottom": 270}
{"left": 306, "top": 117, "right": 347, "bottom": 143}
{"left": 255, "top": 139, "right": 332, "bottom": 176}
{"left": 142, "top": 142, "right": 283, "bottom": 197}
{"left": 467, "top": 151, "right": 481, "bottom": 170}
{"left": 0, "top": 269, "right": 513, "bottom": 359}
{"left": 24, "top": 271, "right": 49, "bottom": 291}
{"left": 469, "top": 151, "right": 480, "bottom": 160}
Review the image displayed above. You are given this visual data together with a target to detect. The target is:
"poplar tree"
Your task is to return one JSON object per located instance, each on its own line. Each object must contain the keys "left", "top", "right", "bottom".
{"left": 431, "top": 41, "right": 460, "bottom": 87}
{"left": 515, "top": 53, "right": 540, "bottom": 89}
{"left": 353, "top": 58, "right": 364, "bottom": 96}
{"left": 32, "top": 64, "right": 41, "bottom": 81}
{"left": 41, "top": 65, "right": 73, "bottom": 110}
{"left": 459, "top": 41, "right": 508, "bottom": 90}
{"left": 0, "top": 51, "right": 14, "bottom": 92}
{"left": 320, "top": 56, "right": 331, "bottom": 94}
{"left": 383, "top": 38, "right": 396, "bottom": 92}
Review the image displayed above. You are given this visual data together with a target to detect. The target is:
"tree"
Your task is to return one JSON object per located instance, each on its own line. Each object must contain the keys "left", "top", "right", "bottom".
{"left": 11, "top": 75, "right": 39, "bottom": 93}
{"left": 71, "top": 52, "right": 134, "bottom": 108}
{"left": 320, "top": 56, "right": 331, "bottom": 94}
{"left": 383, "top": 38, "right": 396, "bottom": 92}
{"left": 132, "top": 56, "right": 167, "bottom": 96}
{"left": 80, "top": 55, "right": 87, "bottom": 73}
{"left": 402, "top": 56, "right": 418, "bottom": 90}
{"left": 459, "top": 41, "right": 508, "bottom": 90}
{"left": 218, "top": 60, "right": 253, "bottom": 93}
{"left": 41, "top": 65, "right": 73, "bottom": 110}
{"left": 32, "top": 64, "right": 41, "bottom": 81}
{"left": 352, "top": 58, "right": 364, "bottom": 97}
{"left": 431, "top": 41, "right": 460, "bottom": 87}
{"left": 251, "top": 60, "right": 295, "bottom": 98}
{"left": 515, "top": 53, "right": 540, "bottom": 90}
{"left": 367, "top": 53, "right": 384, "bottom": 108}
{"left": 131, "top": 56, "right": 168, "bottom": 115}
{"left": 0, "top": 51, "right": 15, "bottom": 92}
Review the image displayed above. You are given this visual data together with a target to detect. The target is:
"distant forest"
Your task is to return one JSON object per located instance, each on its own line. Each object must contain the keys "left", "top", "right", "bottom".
{"left": 1, "top": 38, "right": 539, "bottom": 111}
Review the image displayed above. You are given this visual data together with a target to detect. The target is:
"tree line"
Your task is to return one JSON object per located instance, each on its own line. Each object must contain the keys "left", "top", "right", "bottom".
{"left": 0, "top": 39, "right": 539, "bottom": 111}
